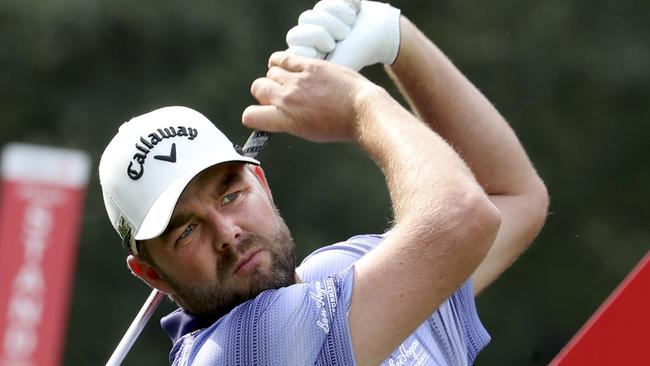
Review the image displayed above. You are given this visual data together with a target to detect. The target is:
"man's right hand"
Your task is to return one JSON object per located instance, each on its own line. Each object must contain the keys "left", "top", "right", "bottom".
{"left": 242, "top": 51, "right": 383, "bottom": 144}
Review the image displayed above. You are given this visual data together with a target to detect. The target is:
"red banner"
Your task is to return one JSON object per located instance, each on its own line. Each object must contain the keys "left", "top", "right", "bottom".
{"left": 0, "top": 143, "right": 90, "bottom": 366}
{"left": 551, "top": 250, "right": 650, "bottom": 365}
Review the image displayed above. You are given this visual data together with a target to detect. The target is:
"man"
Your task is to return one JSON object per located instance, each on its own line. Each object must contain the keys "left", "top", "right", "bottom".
{"left": 99, "top": 1, "right": 548, "bottom": 365}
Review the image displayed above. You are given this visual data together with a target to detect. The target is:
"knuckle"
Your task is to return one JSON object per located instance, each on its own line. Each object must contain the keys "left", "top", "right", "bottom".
{"left": 279, "top": 89, "right": 296, "bottom": 105}
{"left": 251, "top": 79, "right": 275, "bottom": 104}
{"left": 302, "top": 61, "right": 318, "bottom": 74}
{"left": 241, "top": 107, "right": 258, "bottom": 127}
{"left": 276, "top": 54, "right": 290, "bottom": 68}
{"left": 250, "top": 78, "right": 261, "bottom": 95}
{"left": 265, "top": 67, "right": 276, "bottom": 79}
{"left": 268, "top": 51, "right": 286, "bottom": 68}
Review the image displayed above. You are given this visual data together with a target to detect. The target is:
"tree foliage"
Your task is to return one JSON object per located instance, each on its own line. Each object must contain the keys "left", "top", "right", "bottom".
{"left": 1, "top": 0, "right": 648, "bottom": 364}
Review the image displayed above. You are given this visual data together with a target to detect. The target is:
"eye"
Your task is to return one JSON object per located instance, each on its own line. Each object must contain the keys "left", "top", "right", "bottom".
{"left": 222, "top": 192, "right": 239, "bottom": 205}
{"left": 179, "top": 223, "right": 196, "bottom": 240}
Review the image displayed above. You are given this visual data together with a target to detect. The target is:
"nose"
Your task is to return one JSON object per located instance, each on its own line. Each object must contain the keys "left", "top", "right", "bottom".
{"left": 207, "top": 211, "right": 242, "bottom": 252}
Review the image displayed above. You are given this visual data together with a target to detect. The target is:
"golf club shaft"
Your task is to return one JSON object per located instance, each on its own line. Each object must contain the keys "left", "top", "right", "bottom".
{"left": 105, "top": 289, "right": 166, "bottom": 366}
{"left": 105, "top": 1, "right": 362, "bottom": 364}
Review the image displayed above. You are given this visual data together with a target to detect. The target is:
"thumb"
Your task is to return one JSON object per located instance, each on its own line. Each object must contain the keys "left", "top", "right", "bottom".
{"left": 242, "top": 105, "right": 293, "bottom": 134}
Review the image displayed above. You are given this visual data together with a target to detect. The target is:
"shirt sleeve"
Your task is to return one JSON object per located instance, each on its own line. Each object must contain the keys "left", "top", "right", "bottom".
{"left": 450, "top": 279, "right": 491, "bottom": 364}
{"left": 298, "top": 234, "right": 491, "bottom": 365}
{"left": 171, "top": 269, "right": 356, "bottom": 366}
{"left": 297, "top": 234, "right": 383, "bottom": 282}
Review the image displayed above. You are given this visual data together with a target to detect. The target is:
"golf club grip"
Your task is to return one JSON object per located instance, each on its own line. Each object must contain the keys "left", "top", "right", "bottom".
{"left": 105, "top": 289, "right": 165, "bottom": 366}
{"left": 242, "top": 130, "right": 272, "bottom": 158}
{"left": 242, "top": 0, "right": 362, "bottom": 158}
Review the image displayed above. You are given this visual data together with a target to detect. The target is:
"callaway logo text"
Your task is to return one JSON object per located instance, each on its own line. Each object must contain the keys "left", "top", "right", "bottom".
{"left": 127, "top": 126, "right": 198, "bottom": 180}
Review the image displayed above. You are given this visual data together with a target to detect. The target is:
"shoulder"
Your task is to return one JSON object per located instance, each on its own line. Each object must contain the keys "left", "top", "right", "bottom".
{"left": 304, "top": 233, "right": 385, "bottom": 262}
{"left": 298, "top": 233, "right": 385, "bottom": 282}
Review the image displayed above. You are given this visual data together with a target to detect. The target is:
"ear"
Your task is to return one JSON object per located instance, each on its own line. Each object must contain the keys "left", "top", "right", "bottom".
{"left": 127, "top": 255, "right": 174, "bottom": 295}
{"left": 251, "top": 165, "right": 273, "bottom": 198}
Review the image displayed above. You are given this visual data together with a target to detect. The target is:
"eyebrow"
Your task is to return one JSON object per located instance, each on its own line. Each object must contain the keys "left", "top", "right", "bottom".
{"left": 163, "top": 212, "right": 194, "bottom": 239}
{"left": 216, "top": 168, "right": 244, "bottom": 197}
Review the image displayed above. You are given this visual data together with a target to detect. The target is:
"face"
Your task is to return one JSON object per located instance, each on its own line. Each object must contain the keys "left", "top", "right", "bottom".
{"left": 138, "top": 162, "right": 296, "bottom": 317}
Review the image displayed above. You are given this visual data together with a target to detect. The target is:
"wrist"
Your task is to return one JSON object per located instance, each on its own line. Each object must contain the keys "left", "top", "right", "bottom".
{"left": 351, "top": 83, "right": 393, "bottom": 141}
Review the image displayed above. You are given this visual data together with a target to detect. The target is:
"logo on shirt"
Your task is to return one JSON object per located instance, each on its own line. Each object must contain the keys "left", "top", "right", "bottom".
{"left": 386, "top": 340, "right": 430, "bottom": 366}
{"left": 310, "top": 278, "right": 338, "bottom": 334}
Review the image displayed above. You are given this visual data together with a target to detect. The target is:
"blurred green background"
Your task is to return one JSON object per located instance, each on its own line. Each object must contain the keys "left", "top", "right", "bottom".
{"left": 1, "top": 0, "right": 648, "bottom": 364}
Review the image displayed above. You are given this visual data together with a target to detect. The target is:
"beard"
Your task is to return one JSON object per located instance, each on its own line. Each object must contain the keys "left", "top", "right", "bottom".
{"left": 159, "top": 211, "right": 296, "bottom": 318}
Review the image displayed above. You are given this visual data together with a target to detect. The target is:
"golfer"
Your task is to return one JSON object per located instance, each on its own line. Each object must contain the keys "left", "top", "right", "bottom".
{"left": 99, "top": 1, "right": 548, "bottom": 365}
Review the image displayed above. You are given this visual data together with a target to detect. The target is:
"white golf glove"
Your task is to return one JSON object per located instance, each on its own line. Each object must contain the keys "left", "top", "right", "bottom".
{"left": 286, "top": 0, "right": 401, "bottom": 71}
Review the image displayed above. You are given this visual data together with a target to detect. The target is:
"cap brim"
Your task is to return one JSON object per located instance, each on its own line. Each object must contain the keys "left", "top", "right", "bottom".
{"left": 133, "top": 155, "right": 259, "bottom": 241}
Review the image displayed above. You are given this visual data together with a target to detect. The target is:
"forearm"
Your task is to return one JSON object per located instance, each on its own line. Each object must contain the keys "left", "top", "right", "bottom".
{"left": 349, "top": 84, "right": 501, "bottom": 365}
{"left": 385, "top": 17, "right": 549, "bottom": 293}
{"left": 353, "top": 86, "right": 477, "bottom": 223}
{"left": 386, "top": 18, "right": 536, "bottom": 193}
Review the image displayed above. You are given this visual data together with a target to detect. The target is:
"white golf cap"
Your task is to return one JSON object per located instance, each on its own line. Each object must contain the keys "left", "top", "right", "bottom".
{"left": 99, "top": 106, "right": 259, "bottom": 255}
